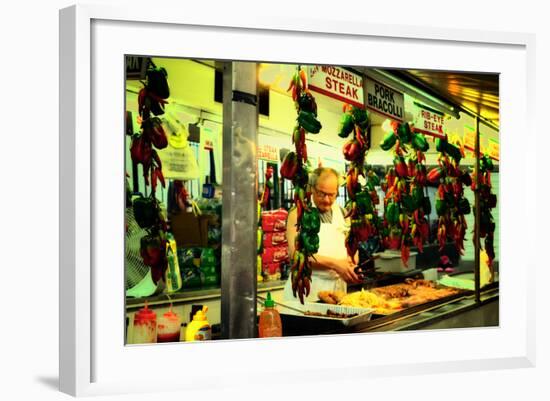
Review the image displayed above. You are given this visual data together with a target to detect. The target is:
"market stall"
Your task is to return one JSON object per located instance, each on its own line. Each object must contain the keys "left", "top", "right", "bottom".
{"left": 124, "top": 57, "right": 499, "bottom": 344}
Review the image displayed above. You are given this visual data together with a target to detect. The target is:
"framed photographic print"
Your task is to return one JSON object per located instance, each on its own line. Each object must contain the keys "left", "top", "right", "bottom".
{"left": 59, "top": 3, "right": 535, "bottom": 397}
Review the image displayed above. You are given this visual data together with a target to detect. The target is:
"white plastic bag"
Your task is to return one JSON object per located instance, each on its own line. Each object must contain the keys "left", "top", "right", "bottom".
{"left": 157, "top": 116, "right": 200, "bottom": 180}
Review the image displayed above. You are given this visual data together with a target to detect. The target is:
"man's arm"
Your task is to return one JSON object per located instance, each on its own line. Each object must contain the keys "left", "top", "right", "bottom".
{"left": 286, "top": 208, "right": 360, "bottom": 283}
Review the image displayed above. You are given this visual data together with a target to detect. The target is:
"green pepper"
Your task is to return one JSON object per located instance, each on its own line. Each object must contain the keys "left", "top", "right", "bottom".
{"left": 368, "top": 171, "right": 380, "bottom": 187}
{"left": 422, "top": 196, "right": 432, "bottom": 215}
{"left": 411, "top": 133, "right": 429, "bottom": 152}
{"left": 458, "top": 197, "right": 471, "bottom": 215}
{"left": 297, "top": 110, "right": 322, "bottom": 134}
{"left": 351, "top": 106, "right": 369, "bottom": 129}
{"left": 412, "top": 186, "right": 424, "bottom": 208}
{"left": 300, "top": 232, "right": 320, "bottom": 254}
{"left": 337, "top": 113, "right": 354, "bottom": 138}
{"left": 380, "top": 131, "right": 397, "bottom": 151}
{"left": 301, "top": 208, "right": 321, "bottom": 234}
{"left": 298, "top": 92, "right": 316, "bottom": 115}
{"left": 397, "top": 123, "right": 412, "bottom": 142}
{"left": 445, "top": 142, "right": 462, "bottom": 163}
{"left": 435, "top": 199, "right": 447, "bottom": 216}
{"left": 402, "top": 195, "right": 416, "bottom": 213}
{"left": 436, "top": 138, "right": 447, "bottom": 153}
{"left": 355, "top": 191, "right": 373, "bottom": 214}
{"left": 386, "top": 202, "right": 399, "bottom": 225}
{"left": 481, "top": 155, "right": 494, "bottom": 172}
{"left": 133, "top": 196, "right": 158, "bottom": 228}
{"left": 146, "top": 67, "right": 169, "bottom": 99}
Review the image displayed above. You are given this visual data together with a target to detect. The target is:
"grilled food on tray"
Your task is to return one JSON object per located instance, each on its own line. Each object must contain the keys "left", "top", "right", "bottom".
{"left": 317, "top": 290, "right": 345, "bottom": 305}
{"left": 317, "top": 279, "right": 460, "bottom": 314}
{"left": 320, "top": 289, "right": 403, "bottom": 315}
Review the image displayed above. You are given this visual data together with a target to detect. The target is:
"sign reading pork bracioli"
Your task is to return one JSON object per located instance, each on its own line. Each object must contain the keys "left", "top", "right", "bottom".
{"left": 307, "top": 66, "right": 364, "bottom": 109}
{"left": 365, "top": 77, "right": 404, "bottom": 121}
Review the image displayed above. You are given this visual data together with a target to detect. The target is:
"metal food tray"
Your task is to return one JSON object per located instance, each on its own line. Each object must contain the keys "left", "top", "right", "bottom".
{"left": 279, "top": 301, "right": 373, "bottom": 327}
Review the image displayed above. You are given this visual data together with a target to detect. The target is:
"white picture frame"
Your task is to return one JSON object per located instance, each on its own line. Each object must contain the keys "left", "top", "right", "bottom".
{"left": 59, "top": 4, "right": 536, "bottom": 397}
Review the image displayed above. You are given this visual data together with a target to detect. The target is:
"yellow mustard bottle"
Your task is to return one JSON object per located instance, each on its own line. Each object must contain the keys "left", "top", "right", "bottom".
{"left": 185, "top": 306, "right": 211, "bottom": 341}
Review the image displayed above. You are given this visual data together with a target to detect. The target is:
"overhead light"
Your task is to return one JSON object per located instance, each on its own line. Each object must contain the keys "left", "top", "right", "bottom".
{"left": 381, "top": 119, "right": 393, "bottom": 133}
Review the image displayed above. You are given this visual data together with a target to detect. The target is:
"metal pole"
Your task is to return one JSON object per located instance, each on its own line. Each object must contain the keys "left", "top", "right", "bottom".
{"left": 474, "top": 115, "right": 481, "bottom": 304}
{"left": 221, "top": 62, "right": 258, "bottom": 339}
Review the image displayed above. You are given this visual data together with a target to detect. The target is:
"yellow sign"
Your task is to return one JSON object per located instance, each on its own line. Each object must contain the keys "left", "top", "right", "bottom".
{"left": 462, "top": 126, "right": 489, "bottom": 156}
{"left": 487, "top": 139, "right": 500, "bottom": 160}
{"left": 257, "top": 144, "right": 279, "bottom": 163}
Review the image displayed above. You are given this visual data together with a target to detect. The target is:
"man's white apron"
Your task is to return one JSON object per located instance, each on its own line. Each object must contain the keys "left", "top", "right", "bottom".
{"left": 283, "top": 203, "right": 348, "bottom": 302}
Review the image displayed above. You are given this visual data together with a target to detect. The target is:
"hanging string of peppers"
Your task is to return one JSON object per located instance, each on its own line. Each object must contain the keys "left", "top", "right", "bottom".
{"left": 426, "top": 137, "right": 472, "bottom": 260}
{"left": 338, "top": 104, "right": 381, "bottom": 275}
{"left": 280, "top": 66, "right": 322, "bottom": 304}
{"left": 471, "top": 154, "right": 497, "bottom": 272}
{"left": 260, "top": 165, "right": 274, "bottom": 209}
{"left": 380, "top": 122, "right": 431, "bottom": 267}
{"left": 129, "top": 63, "right": 171, "bottom": 283}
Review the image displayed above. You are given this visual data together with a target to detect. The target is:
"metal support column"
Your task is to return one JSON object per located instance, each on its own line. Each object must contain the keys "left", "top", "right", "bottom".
{"left": 221, "top": 62, "right": 259, "bottom": 339}
{"left": 474, "top": 116, "right": 481, "bottom": 304}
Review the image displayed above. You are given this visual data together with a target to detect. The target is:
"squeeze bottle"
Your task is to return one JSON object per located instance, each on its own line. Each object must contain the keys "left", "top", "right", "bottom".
{"left": 157, "top": 305, "right": 181, "bottom": 343}
{"left": 132, "top": 302, "right": 157, "bottom": 344}
{"left": 258, "top": 292, "right": 282, "bottom": 338}
{"left": 185, "top": 306, "right": 211, "bottom": 341}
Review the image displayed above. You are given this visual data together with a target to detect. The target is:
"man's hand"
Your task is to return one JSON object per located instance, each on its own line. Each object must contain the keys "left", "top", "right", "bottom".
{"left": 332, "top": 258, "right": 362, "bottom": 284}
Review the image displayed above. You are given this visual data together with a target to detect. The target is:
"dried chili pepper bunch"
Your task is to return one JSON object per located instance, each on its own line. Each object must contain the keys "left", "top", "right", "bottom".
{"left": 426, "top": 137, "right": 471, "bottom": 260}
{"left": 129, "top": 64, "right": 171, "bottom": 283}
{"left": 281, "top": 67, "right": 322, "bottom": 304}
{"left": 338, "top": 104, "right": 380, "bottom": 273}
{"left": 471, "top": 154, "right": 497, "bottom": 268}
{"left": 380, "top": 121, "right": 431, "bottom": 267}
{"left": 260, "top": 166, "right": 274, "bottom": 208}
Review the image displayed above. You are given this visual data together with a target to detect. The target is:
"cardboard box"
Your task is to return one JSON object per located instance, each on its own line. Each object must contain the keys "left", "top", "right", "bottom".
{"left": 170, "top": 211, "right": 209, "bottom": 248}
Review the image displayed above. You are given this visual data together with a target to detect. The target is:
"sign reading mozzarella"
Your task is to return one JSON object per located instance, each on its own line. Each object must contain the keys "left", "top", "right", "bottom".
{"left": 365, "top": 78, "right": 404, "bottom": 121}
{"left": 307, "top": 66, "right": 364, "bottom": 108}
{"left": 414, "top": 103, "right": 445, "bottom": 138}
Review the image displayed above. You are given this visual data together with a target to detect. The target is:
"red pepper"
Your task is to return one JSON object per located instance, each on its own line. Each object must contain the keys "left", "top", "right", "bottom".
{"left": 299, "top": 69, "right": 307, "bottom": 89}
{"left": 287, "top": 76, "right": 295, "bottom": 92}
{"left": 304, "top": 277, "right": 311, "bottom": 297}
{"left": 355, "top": 126, "right": 365, "bottom": 148}
{"left": 143, "top": 162, "right": 151, "bottom": 186}
{"left": 407, "top": 160, "right": 416, "bottom": 177}
{"left": 346, "top": 168, "right": 359, "bottom": 199}
{"left": 438, "top": 224, "right": 446, "bottom": 251}
{"left": 265, "top": 166, "right": 273, "bottom": 180}
{"left": 394, "top": 157, "right": 408, "bottom": 178}
{"left": 427, "top": 167, "right": 442, "bottom": 183}
{"left": 438, "top": 184, "right": 445, "bottom": 199}
{"left": 343, "top": 140, "right": 361, "bottom": 161}
{"left": 130, "top": 136, "right": 144, "bottom": 163}
{"left": 280, "top": 152, "right": 299, "bottom": 180}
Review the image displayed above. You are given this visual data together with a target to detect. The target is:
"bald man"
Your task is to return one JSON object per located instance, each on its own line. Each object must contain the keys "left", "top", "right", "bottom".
{"left": 283, "top": 167, "right": 361, "bottom": 302}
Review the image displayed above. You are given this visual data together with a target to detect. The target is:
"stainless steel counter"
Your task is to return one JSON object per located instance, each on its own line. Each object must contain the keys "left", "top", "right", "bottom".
{"left": 126, "top": 280, "right": 286, "bottom": 310}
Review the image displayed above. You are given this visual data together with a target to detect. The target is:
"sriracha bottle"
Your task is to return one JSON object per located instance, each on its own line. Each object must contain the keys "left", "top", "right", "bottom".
{"left": 258, "top": 292, "right": 282, "bottom": 338}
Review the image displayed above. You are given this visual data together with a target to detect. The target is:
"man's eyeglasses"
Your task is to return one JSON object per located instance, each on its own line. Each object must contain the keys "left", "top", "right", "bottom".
{"left": 313, "top": 187, "right": 338, "bottom": 200}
